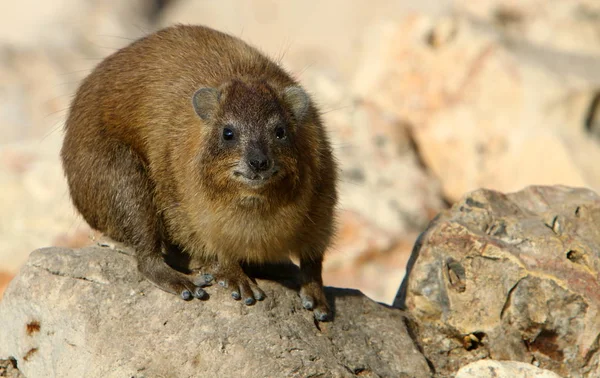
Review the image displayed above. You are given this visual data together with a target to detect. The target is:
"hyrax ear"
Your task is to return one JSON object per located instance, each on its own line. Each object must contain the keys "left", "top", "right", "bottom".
{"left": 282, "top": 86, "right": 310, "bottom": 123}
{"left": 192, "top": 88, "right": 220, "bottom": 120}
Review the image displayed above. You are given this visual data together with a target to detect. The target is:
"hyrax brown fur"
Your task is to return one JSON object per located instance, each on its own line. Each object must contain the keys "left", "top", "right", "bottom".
{"left": 61, "top": 25, "right": 338, "bottom": 321}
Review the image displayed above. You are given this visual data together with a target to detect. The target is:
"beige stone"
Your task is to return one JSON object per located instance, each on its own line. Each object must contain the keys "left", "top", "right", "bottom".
{"left": 0, "top": 135, "right": 92, "bottom": 272}
{"left": 158, "top": 0, "right": 451, "bottom": 81}
{"left": 0, "top": 246, "right": 432, "bottom": 378}
{"left": 455, "top": 0, "right": 600, "bottom": 55}
{"left": 456, "top": 360, "right": 563, "bottom": 378}
{"left": 351, "top": 11, "right": 600, "bottom": 203}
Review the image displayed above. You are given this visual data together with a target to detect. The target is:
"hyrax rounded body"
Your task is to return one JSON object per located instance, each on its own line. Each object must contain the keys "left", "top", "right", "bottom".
{"left": 61, "top": 25, "right": 337, "bottom": 320}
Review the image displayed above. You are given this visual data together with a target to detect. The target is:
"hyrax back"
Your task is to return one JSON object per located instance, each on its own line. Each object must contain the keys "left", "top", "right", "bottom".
{"left": 61, "top": 25, "right": 338, "bottom": 321}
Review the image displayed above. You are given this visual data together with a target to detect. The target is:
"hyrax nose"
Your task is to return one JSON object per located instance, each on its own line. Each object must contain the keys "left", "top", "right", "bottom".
{"left": 248, "top": 152, "right": 271, "bottom": 172}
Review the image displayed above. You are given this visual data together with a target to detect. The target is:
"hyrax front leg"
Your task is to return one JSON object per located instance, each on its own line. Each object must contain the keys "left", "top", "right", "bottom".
{"left": 299, "top": 255, "right": 331, "bottom": 322}
{"left": 211, "top": 258, "right": 265, "bottom": 305}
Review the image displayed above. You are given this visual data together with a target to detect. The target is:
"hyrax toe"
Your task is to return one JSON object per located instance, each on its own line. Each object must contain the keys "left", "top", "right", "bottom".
{"left": 300, "top": 284, "right": 331, "bottom": 322}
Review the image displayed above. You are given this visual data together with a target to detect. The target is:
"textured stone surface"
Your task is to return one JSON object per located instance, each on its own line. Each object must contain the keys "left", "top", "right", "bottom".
{"left": 0, "top": 271, "right": 15, "bottom": 300}
{"left": 0, "top": 0, "right": 159, "bottom": 290}
{"left": 456, "top": 360, "right": 563, "bottom": 378}
{"left": 0, "top": 135, "right": 95, "bottom": 273}
{"left": 0, "top": 246, "right": 431, "bottom": 378}
{"left": 351, "top": 6, "right": 600, "bottom": 202}
{"left": 0, "top": 359, "right": 24, "bottom": 378}
{"left": 395, "top": 185, "right": 600, "bottom": 377}
{"left": 456, "top": 0, "right": 600, "bottom": 55}
{"left": 158, "top": 0, "right": 450, "bottom": 81}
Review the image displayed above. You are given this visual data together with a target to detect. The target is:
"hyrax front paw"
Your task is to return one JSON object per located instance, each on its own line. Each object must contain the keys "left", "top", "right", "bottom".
{"left": 300, "top": 282, "right": 331, "bottom": 322}
{"left": 139, "top": 260, "right": 213, "bottom": 301}
{"left": 179, "top": 273, "right": 214, "bottom": 300}
{"left": 168, "top": 272, "right": 214, "bottom": 301}
{"left": 214, "top": 263, "right": 265, "bottom": 305}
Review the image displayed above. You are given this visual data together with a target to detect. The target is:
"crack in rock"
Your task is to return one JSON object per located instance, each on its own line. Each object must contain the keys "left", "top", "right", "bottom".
{"left": 30, "top": 264, "right": 107, "bottom": 285}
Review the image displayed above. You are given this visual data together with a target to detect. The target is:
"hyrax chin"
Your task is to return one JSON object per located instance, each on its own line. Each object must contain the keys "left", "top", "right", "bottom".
{"left": 60, "top": 24, "right": 338, "bottom": 321}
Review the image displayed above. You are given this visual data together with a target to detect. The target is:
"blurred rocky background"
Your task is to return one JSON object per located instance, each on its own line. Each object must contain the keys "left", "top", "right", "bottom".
{"left": 1, "top": 0, "right": 600, "bottom": 304}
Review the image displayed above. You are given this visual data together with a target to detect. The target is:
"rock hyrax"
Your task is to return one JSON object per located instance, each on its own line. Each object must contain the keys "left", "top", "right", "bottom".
{"left": 61, "top": 24, "right": 338, "bottom": 321}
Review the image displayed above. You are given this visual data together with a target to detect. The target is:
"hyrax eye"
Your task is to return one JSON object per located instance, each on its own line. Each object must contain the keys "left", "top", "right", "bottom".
{"left": 223, "top": 127, "right": 235, "bottom": 141}
{"left": 275, "top": 126, "right": 286, "bottom": 140}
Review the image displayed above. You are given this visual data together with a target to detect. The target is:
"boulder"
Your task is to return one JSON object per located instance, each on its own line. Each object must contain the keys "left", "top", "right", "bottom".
{"left": 0, "top": 359, "right": 23, "bottom": 378}
{"left": 395, "top": 185, "right": 600, "bottom": 377}
{"left": 321, "top": 92, "right": 445, "bottom": 303}
{"left": 456, "top": 360, "right": 562, "bottom": 378}
{"left": 0, "top": 245, "right": 431, "bottom": 378}
{"left": 0, "top": 135, "right": 93, "bottom": 273}
{"left": 0, "top": 271, "right": 15, "bottom": 299}
{"left": 0, "top": 0, "right": 162, "bottom": 288}
{"left": 456, "top": 0, "right": 600, "bottom": 55}
{"left": 351, "top": 6, "right": 600, "bottom": 203}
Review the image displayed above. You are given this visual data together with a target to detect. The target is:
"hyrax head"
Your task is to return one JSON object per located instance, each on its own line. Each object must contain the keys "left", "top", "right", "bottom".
{"left": 192, "top": 79, "right": 310, "bottom": 192}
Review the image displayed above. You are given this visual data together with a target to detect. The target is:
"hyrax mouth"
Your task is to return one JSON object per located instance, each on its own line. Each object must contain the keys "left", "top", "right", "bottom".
{"left": 233, "top": 169, "right": 278, "bottom": 188}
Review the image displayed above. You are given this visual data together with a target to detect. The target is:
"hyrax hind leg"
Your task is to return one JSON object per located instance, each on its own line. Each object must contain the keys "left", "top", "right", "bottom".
{"left": 61, "top": 137, "right": 212, "bottom": 300}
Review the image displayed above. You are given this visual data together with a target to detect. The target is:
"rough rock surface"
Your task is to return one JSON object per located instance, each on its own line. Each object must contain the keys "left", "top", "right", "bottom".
{"left": 0, "top": 246, "right": 431, "bottom": 378}
{"left": 0, "top": 359, "right": 24, "bottom": 378}
{"left": 0, "top": 135, "right": 94, "bottom": 273}
{"left": 352, "top": 4, "right": 600, "bottom": 202}
{"left": 456, "top": 360, "right": 562, "bottom": 378}
{"left": 0, "top": 271, "right": 14, "bottom": 299}
{"left": 0, "top": 0, "right": 159, "bottom": 294}
{"left": 394, "top": 185, "right": 600, "bottom": 377}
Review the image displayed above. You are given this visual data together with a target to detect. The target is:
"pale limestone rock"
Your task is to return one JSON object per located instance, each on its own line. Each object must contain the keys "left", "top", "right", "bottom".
{"left": 158, "top": 0, "right": 451, "bottom": 81}
{"left": 456, "top": 0, "right": 600, "bottom": 55}
{"left": 0, "top": 134, "right": 92, "bottom": 272}
{"left": 0, "top": 359, "right": 23, "bottom": 378}
{"left": 351, "top": 11, "right": 600, "bottom": 202}
{"left": 456, "top": 360, "right": 563, "bottom": 378}
{"left": 0, "top": 246, "right": 431, "bottom": 378}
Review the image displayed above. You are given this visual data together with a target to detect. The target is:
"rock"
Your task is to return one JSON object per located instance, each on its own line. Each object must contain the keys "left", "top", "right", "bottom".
{"left": 331, "top": 99, "right": 444, "bottom": 236}
{"left": 394, "top": 185, "right": 600, "bottom": 377}
{"left": 0, "top": 246, "right": 432, "bottom": 378}
{"left": 0, "top": 135, "right": 94, "bottom": 273}
{"left": 158, "top": 0, "right": 451, "bottom": 82}
{"left": 0, "top": 359, "right": 24, "bottom": 378}
{"left": 0, "top": 271, "right": 15, "bottom": 299}
{"left": 456, "top": 360, "right": 563, "bottom": 378}
{"left": 0, "top": 0, "right": 155, "bottom": 50}
{"left": 326, "top": 214, "right": 419, "bottom": 305}
{"left": 456, "top": 0, "right": 600, "bottom": 55}
{"left": 301, "top": 67, "right": 444, "bottom": 304}
{"left": 351, "top": 8, "right": 600, "bottom": 203}
{"left": 0, "top": 0, "right": 161, "bottom": 278}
